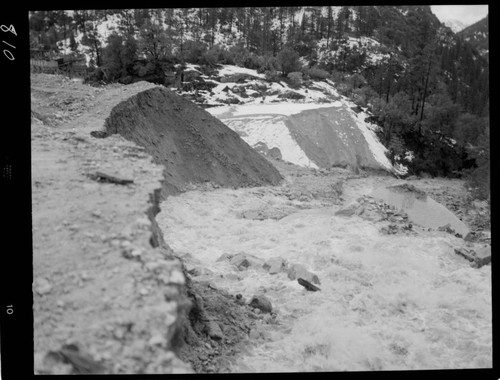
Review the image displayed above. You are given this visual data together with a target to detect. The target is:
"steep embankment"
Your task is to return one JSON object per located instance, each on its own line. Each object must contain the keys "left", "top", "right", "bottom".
{"left": 102, "top": 87, "right": 283, "bottom": 196}
{"left": 208, "top": 102, "right": 399, "bottom": 174}
{"left": 32, "top": 77, "right": 193, "bottom": 374}
{"left": 97, "top": 86, "right": 286, "bottom": 372}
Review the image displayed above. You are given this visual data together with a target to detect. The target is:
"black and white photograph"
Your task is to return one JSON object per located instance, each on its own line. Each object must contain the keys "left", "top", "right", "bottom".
{"left": 25, "top": 4, "right": 490, "bottom": 375}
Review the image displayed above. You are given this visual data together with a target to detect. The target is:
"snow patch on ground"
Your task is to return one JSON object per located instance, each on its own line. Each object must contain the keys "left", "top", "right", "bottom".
{"left": 207, "top": 103, "right": 338, "bottom": 118}
{"left": 224, "top": 117, "right": 319, "bottom": 169}
{"left": 218, "top": 65, "right": 266, "bottom": 79}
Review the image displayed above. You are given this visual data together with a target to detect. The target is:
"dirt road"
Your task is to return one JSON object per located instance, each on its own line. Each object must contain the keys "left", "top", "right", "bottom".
{"left": 32, "top": 75, "right": 191, "bottom": 374}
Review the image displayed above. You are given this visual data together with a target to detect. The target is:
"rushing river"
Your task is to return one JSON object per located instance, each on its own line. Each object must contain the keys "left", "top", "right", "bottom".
{"left": 157, "top": 184, "right": 491, "bottom": 372}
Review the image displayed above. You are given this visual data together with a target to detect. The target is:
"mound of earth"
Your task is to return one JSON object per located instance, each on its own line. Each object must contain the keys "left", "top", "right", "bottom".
{"left": 100, "top": 87, "right": 283, "bottom": 195}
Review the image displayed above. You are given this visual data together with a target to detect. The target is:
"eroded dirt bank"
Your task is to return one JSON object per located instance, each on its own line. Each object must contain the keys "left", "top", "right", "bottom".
{"left": 32, "top": 77, "right": 194, "bottom": 374}
{"left": 32, "top": 75, "right": 285, "bottom": 374}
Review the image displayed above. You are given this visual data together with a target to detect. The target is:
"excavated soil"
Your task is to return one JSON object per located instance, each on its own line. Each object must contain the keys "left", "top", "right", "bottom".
{"left": 102, "top": 87, "right": 283, "bottom": 196}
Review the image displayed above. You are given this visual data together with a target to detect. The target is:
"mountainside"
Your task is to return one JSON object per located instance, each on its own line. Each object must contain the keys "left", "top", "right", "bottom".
{"left": 458, "top": 15, "right": 488, "bottom": 59}
{"left": 442, "top": 19, "right": 468, "bottom": 33}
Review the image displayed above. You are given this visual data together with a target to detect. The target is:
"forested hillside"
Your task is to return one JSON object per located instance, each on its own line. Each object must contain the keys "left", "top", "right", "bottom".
{"left": 458, "top": 15, "right": 488, "bottom": 60}
{"left": 29, "top": 6, "right": 490, "bottom": 199}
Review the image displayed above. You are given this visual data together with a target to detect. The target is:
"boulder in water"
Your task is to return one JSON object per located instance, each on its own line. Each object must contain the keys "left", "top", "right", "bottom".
{"left": 298, "top": 278, "right": 321, "bottom": 292}
{"left": 454, "top": 246, "right": 491, "bottom": 268}
{"left": 263, "top": 257, "right": 286, "bottom": 274}
{"left": 335, "top": 201, "right": 361, "bottom": 217}
{"left": 474, "top": 246, "right": 491, "bottom": 268}
{"left": 287, "top": 263, "right": 320, "bottom": 285}
{"left": 229, "top": 252, "right": 264, "bottom": 271}
{"left": 249, "top": 295, "right": 272, "bottom": 313}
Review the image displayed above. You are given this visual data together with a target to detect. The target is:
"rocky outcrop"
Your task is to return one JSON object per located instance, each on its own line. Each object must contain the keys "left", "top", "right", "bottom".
{"left": 249, "top": 295, "right": 273, "bottom": 313}
{"left": 287, "top": 263, "right": 321, "bottom": 285}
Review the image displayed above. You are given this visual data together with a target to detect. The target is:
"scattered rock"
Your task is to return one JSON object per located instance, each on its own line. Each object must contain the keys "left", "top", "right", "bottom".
{"left": 223, "top": 273, "right": 240, "bottom": 281}
{"left": 268, "top": 147, "right": 283, "bottom": 160}
{"left": 229, "top": 252, "right": 264, "bottom": 271}
{"left": 298, "top": 278, "right": 321, "bottom": 292}
{"left": 262, "top": 257, "right": 286, "bottom": 274}
{"left": 45, "top": 344, "right": 107, "bottom": 374}
{"left": 122, "top": 245, "right": 143, "bottom": 260}
{"left": 89, "top": 170, "right": 134, "bottom": 185}
{"left": 464, "top": 231, "right": 491, "bottom": 244}
{"left": 148, "top": 333, "right": 167, "bottom": 348}
{"left": 335, "top": 201, "right": 360, "bottom": 216}
{"left": 248, "top": 295, "right": 273, "bottom": 313}
{"left": 216, "top": 252, "right": 233, "bottom": 262}
{"left": 34, "top": 277, "right": 53, "bottom": 296}
{"left": 188, "top": 267, "right": 214, "bottom": 277}
{"left": 437, "top": 223, "right": 455, "bottom": 234}
{"left": 235, "top": 294, "right": 246, "bottom": 305}
{"left": 464, "top": 232, "right": 475, "bottom": 242}
{"left": 380, "top": 222, "right": 412, "bottom": 235}
{"left": 454, "top": 246, "right": 491, "bottom": 268}
{"left": 205, "top": 320, "right": 224, "bottom": 340}
{"left": 287, "top": 263, "right": 320, "bottom": 285}
{"left": 278, "top": 90, "right": 305, "bottom": 100}
{"left": 474, "top": 246, "right": 491, "bottom": 268}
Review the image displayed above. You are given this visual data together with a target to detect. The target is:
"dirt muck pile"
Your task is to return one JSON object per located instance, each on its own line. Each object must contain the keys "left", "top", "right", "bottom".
{"left": 100, "top": 87, "right": 283, "bottom": 195}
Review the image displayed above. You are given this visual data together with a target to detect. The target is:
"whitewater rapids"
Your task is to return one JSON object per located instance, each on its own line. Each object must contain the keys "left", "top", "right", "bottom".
{"left": 157, "top": 181, "right": 491, "bottom": 372}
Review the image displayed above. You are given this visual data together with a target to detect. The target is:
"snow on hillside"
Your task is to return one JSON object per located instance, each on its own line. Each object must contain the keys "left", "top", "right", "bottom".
{"left": 57, "top": 13, "right": 123, "bottom": 64}
{"left": 317, "top": 36, "right": 390, "bottom": 68}
{"left": 443, "top": 19, "right": 468, "bottom": 33}
{"left": 224, "top": 117, "right": 319, "bottom": 169}
{"left": 208, "top": 103, "right": 338, "bottom": 118}
{"left": 202, "top": 65, "right": 405, "bottom": 175}
{"left": 218, "top": 65, "right": 266, "bottom": 79}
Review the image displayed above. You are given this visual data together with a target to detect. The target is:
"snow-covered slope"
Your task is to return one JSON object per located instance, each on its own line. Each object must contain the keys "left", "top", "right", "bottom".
{"left": 195, "top": 65, "right": 407, "bottom": 175}
{"left": 442, "top": 19, "right": 468, "bottom": 33}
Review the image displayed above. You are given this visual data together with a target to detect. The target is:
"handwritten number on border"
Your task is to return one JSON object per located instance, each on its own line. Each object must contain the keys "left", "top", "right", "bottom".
{"left": 1, "top": 24, "right": 16, "bottom": 61}
{"left": 1, "top": 24, "right": 17, "bottom": 36}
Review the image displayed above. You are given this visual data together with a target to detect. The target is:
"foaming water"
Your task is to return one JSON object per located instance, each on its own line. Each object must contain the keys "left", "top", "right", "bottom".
{"left": 158, "top": 186, "right": 491, "bottom": 372}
